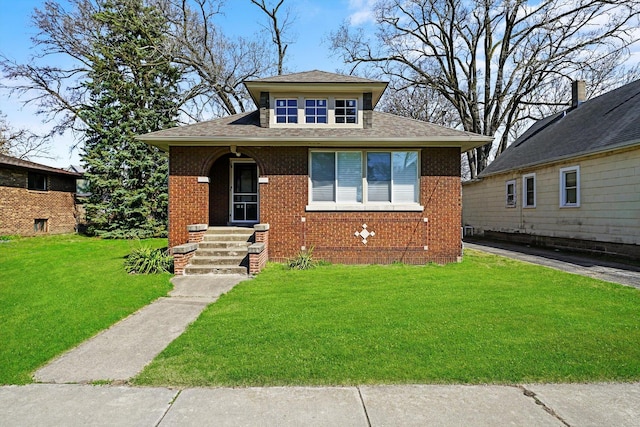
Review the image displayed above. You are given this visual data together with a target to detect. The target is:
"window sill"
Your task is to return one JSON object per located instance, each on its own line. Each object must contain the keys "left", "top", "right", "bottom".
{"left": 560, "top": 205, "right": 580, "bottom": 208}
{"left": 306, "top": 204, "right": 424, "bottom": 212}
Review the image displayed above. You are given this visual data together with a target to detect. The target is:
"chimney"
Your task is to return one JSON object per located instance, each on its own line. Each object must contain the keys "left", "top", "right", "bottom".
{"left": 571, "top": 80, "right": 586, "bottom": 108}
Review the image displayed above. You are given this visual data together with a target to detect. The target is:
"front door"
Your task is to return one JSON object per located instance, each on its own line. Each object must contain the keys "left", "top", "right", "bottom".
{"left": 230, "top": 160, "right": 259, "bottom": 224}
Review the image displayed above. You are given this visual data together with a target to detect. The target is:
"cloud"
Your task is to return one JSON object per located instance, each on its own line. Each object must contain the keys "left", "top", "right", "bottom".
{"left": 348, "top": 0, "right": 376, "bottom": 25}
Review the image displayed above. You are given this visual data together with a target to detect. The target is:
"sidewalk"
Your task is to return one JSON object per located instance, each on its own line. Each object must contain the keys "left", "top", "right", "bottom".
{"left": 464, "top": 239, "right": 640, "bottom": 288}
{"left": 1, "top": 382, "right": 639, "bottom": 426}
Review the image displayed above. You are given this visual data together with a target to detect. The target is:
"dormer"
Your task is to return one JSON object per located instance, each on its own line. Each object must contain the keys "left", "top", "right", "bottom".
{"left": 244, "top": 70, "right": 388, "bottom": 129}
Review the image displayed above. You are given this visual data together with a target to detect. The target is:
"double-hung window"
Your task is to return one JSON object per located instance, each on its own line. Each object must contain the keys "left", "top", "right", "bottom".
{"left": 560, "top": 166, "right": 580, "bottom": 207}
{"left": 310, "top": 150, "right": 419, "bottom": 207}
{"left": 275, "top": 99, "right": 298, "bottom": 123}
{"left": 523, "top": 173, "right": 536, "bottom": 208}
{"left": 505, "top": 179, "right": 516, "bottom": 207}
{"left": 335, "top": 99, "right": 357, "bottom": 124}
{"left": 305, "top": 99, "right": 327, "bottom": 123}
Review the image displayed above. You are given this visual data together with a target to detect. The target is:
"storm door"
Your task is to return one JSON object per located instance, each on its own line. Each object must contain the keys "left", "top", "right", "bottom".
{"left": 230, "top": 160, "right": 259, "bottom": 224}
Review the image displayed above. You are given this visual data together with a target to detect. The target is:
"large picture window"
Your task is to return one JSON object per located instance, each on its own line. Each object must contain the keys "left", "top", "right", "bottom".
{"left": 310, "top": 150, "right": 419, "bottom": 207}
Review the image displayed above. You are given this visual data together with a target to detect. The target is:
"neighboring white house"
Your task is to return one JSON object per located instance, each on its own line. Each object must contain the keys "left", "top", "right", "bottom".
{"left": 462, "top": 80, "right": 640, "bottom": 259}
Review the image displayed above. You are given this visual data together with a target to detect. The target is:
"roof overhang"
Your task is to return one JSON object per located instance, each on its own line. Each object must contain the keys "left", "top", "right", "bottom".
{"left": 139, "top": 135, "right": 492, "bottom": 154}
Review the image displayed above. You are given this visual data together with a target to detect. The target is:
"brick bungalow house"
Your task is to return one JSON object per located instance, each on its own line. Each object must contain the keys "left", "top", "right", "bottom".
{"left": 0, "top": 154, "right": 82, "bottom": 236}
{"left": 138, "top": 70, "right": 491, "bottom": 274}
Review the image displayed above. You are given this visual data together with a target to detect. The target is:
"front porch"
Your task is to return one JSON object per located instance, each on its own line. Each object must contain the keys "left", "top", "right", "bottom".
{"left": 172, "top": 224, "right": 270, "bottom": 276}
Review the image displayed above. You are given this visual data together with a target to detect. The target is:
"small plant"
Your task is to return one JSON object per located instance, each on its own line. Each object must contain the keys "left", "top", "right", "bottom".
{"left": 287, "top": 246, "right": 318, "bottom": 270}
{"left": 124, "top": 244, "right": 173, "bottom": 274}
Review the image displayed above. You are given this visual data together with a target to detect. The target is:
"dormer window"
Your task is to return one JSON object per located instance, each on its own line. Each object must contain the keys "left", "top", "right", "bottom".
{"left": 305, "top": 99, "right": 327, "bottom": 124}
{"left": 275, "top": 99, "right": 298, "bottom": 123}
{"left": 335, "top": 99, "right": 357, "bottom": 124}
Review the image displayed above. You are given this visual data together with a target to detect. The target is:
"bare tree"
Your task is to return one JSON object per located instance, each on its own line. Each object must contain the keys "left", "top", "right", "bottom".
{"left": 0, "top": 111, "right": 53, "bottom": 160}
{"left": 330, "top": 0, "right": 640, "bottom": 178}
{"left": 1, "top": 0, "right": 296, "bottom": 140}
{"left": 250, "top": 0, "right": 294, "bottom": 75}
{"left": 159, "top": 0, "right": 277, "bottom": 118}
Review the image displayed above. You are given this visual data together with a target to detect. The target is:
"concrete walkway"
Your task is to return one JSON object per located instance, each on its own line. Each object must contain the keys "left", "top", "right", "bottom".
{"left": 1, "top": 382, "right": 639, "bottom": 426}
{"left": 35, "top": 275, "right": 249, "bottom": 384}
{"left": 464, "top": 239, "right": 640, "bottom": 288}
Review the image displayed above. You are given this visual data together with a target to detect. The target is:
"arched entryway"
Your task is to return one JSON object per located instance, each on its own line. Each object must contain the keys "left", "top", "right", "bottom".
{"left": 208, "top": 153, "right": 259, "bottom": 226}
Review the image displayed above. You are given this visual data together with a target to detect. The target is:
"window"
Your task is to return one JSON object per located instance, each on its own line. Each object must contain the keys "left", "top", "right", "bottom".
{"left": 505, "top": 180, "right": 516, "bottom": 207}
{"left": 275, "top": 99, "right": 298, "bottom": 123}
{"left": 560, "top": 166, "right": 580, "bottom": 207}
{"left": 28, "top": 173, "right": 47, "bottom": 191}
{"left": 305, "top": 99, "right": 327, "bottom": 124}
{"left": 523, "top": 173, "right": 536, "bottom": 208}
{"left": 310, "top": 150, "right": 418, "bottom": 207}
{"left": 34, "top": 219, "right": 48, "bottom": 232}
{"left": 335, "top": 99, "right": 357, "bottom": 124}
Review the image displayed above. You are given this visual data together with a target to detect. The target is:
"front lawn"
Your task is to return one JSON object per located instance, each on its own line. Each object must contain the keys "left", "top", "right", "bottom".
{"left": 134, "top": 250, "right": 640, "bottom": 386}
{"left": 0, "top": 234, "right": 172, "bottom": 384}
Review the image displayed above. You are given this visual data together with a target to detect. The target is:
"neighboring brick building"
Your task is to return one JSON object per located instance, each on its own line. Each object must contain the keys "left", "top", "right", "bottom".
{"left": 139, "top": 71, "right": 490, "bottom": 271}
{"left": 0, "top": 154, "right": 82, "bottom": 236}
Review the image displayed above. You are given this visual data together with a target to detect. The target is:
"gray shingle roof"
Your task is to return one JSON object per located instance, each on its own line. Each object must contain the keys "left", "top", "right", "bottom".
{"left": 480, "top": 79, "right": 640, "bottom": 177}
{"left": 246, "top": 70, "right": 384, "bottom": 84}
{"left": 0, "top": 154, "right": 81, "bottom": 177}
{"left": 138, "top": 110, "right": 491, "bottom": 152}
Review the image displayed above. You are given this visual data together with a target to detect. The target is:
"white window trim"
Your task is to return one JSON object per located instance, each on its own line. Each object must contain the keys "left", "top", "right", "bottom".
{"left": 505, "top": 179, "right": 516, "bottom": 208}
{"left": 307, "top": 149, "right": 424, "bottom": 212}
{"left": 274, "top": 98, "right": 298, "bottom": 124}
{"left": 334, "top": 99, "right": 358, "bottom": 124}
{"left": 304, "top": 98, "right": 328, "bottom": 124}
{"left": 522, "top": 173, "right": 536, "bottom": 208}
{"left": 559, "top": 165, "right": 580, "bottom": 208}
{"left": 270, "top": 94, "right": 363, "bottom": 128}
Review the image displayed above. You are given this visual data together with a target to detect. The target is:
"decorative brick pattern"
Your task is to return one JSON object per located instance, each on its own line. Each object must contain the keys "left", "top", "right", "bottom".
{"left": 168, "top": 146, "right": 463, "bottom": 264}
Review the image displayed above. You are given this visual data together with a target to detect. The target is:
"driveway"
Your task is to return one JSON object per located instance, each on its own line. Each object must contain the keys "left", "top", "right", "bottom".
{"left": 464, "top": 239, "right": 640, "bottom": 289}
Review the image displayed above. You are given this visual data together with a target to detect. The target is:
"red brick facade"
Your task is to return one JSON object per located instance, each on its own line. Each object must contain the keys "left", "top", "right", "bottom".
{"left": 0, "top": 168, "right": 78, "bottom": 236}
{"left": 168, "top": 146, "right": 462, "bottom": 264}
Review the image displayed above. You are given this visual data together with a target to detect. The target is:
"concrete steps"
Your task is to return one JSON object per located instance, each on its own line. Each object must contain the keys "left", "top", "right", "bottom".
{"left": 184, "top": 227, "right": 254, "bottom": 276}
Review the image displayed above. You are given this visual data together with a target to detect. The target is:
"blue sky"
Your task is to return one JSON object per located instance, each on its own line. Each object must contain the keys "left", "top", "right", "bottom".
{"left": 0, "top": 0, "right": 375, "bottom": 167}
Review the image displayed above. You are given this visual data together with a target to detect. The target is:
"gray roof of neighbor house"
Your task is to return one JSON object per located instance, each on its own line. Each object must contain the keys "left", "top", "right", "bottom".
{"left": 138, "top": 110, "right": 492, "bottom": 153}
{"left": 0, "top": 154, "right": 81, "bottom": 177}
{"left": 479, "top": 79, "right": 640, "bottom": 178}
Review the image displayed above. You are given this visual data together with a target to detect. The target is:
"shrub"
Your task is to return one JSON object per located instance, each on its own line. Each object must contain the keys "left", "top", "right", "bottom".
{"left": 124, "top": 244, "right": 173, "bottom": 274}
{"left": 287, "top": 247, "right": 318, "bottom": 270}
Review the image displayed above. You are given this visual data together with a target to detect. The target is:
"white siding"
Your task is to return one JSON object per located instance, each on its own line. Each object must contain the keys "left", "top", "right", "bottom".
{"left": 462, "top": 148, "right": 640, "bottom": 245}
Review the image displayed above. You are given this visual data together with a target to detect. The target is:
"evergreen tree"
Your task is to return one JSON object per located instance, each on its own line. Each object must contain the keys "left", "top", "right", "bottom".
{"left": 81, "top": 0, "right": 179, "bottom": 238}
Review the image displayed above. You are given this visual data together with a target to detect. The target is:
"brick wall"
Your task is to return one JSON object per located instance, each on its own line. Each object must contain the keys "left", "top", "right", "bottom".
{"left": 0, "top": 168, "right": 78, "bottom": 236}
{"left": 168, "top": 146, "right": 462, "bottom": 264}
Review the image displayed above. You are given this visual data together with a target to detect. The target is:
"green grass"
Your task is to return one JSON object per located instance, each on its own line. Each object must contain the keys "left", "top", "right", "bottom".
{"left": 134, "top": 250, "right": 640, "bottom": 387}
{"left": 0, "top": 234, "right": 172, "bottom": 384}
